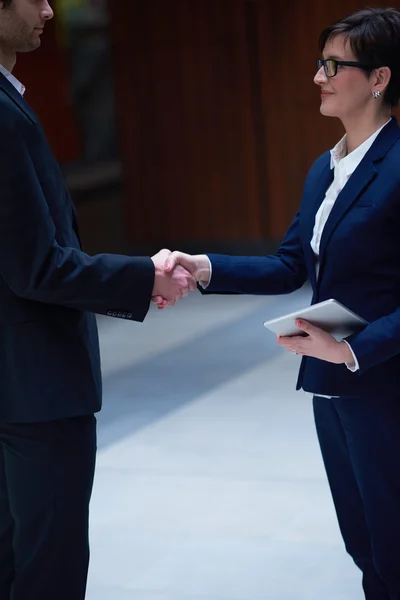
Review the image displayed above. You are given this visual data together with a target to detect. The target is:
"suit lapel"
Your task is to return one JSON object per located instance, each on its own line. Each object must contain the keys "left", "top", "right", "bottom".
{"left": 301, "top": 157, "right": 333, "bottom": 290}
{"left": 316, "top": 117, "right": 400, "bottom": 278}
{"left": 317, "top": 159, "right": 377, "bottom": 263}
{"left": 0, "top": 72, "right": 37, "bottom": 123}
{"left": 0, "top": 72, "right": 84, "bottom": 249}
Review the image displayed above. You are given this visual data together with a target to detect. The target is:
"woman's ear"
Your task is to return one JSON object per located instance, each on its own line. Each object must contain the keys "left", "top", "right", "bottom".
{"left": 372, "top": 66, "right": 392, "bottom": 95}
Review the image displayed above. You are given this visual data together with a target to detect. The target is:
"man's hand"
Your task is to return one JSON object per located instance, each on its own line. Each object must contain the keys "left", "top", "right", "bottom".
{"left": 152, "top": 251, "right": 211, "bottom": 310}
{"left": 151, "top": 249, "right": 197, "bottom": 308}
{"left": 276, "top": 319, "right": 355, "bottom": 364}
{"left": 165, "top": 251, "right": 210, "bottom": 282}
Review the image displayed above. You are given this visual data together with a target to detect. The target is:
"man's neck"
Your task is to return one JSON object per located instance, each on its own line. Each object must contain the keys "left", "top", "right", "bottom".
{"left": 0, "top": 50, "right": 16, "bottom": 74}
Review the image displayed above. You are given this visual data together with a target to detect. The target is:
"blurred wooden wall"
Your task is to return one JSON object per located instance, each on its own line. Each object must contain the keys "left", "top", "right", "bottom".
{"left": 110, "top": 0, "right": 400, "bottom": 248}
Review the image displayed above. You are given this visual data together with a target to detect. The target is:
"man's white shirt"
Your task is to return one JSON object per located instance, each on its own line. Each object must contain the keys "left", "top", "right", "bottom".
{"left": 0, "top": 63, "right": 25, "bottom": 96}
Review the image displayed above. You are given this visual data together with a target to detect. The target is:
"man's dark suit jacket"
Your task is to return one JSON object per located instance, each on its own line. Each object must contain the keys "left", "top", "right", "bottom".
{"left": 0, "top": 73, "right": 154, "bottom": 423}
{"left": 206, "top": 117, "right": 400, "bottom": 399}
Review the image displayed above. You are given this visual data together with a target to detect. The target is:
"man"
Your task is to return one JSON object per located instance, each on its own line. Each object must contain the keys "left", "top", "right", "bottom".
{"left": 0, "top": 1, "right": 195, "bottom": 599}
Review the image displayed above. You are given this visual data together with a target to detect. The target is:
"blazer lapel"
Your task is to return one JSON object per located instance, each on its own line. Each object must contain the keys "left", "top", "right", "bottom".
{"left": 317, "top": 117, "right": 400, "bottom": 276}
{"left": 300, "top": 156, "right": 333, "bottom": 290}
{"left": 317, "top": 160, "right": 377, "bottom": 263}
{"left": 0, "top": 72, "right": 37, "bottom": 124}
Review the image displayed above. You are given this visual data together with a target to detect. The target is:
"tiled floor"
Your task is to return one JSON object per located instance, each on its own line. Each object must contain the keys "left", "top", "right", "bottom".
{"left": 86, "top": 287, "right": 363, "bottom": 600}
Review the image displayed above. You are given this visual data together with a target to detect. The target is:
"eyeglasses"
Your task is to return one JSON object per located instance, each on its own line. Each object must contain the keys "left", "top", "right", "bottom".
{"left": 316, "top": 58, "right": 373, "bottom": 78}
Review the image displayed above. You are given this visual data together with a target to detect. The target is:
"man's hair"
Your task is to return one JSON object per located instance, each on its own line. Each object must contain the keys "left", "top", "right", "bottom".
{"left": 319, "top": 7, "right": 400, "bottom": 107}
{"left": 1, "top": 0, "right": 13, "bottom": 8}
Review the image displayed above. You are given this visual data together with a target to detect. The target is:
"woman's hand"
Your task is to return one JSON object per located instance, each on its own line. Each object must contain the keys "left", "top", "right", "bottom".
{"left": 276, "top": 319, "right": 354, "bottom": 365}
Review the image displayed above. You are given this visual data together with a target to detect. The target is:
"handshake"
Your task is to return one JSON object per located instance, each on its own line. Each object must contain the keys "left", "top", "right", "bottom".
{"left": 150, "top": 249, "right": 210, "bottom": 310}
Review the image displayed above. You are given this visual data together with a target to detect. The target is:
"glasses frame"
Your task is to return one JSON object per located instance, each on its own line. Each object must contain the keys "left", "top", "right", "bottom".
{"left": 316, "top": 58, "right": 374, "bottom": 78}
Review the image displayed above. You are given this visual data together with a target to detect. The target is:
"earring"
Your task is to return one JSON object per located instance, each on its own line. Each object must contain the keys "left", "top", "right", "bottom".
{"left": 372, "top": 91, "right": 382, "bottom": 98}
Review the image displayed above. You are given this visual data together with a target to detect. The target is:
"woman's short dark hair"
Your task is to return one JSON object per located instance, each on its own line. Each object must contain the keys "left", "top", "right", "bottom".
{"left": 319, "top": 7, "right": 400, "bottom": 107}
{"left": 1, "top": 0, "right": 13, "bottom": 8}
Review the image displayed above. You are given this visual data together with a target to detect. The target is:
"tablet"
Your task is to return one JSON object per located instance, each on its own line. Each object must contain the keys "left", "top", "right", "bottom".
{"left": 263, "top": 299, "right": 368, "bottom": 339}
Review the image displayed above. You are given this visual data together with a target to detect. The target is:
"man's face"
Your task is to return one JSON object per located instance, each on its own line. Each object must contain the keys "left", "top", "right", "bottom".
{"left": 0, "top": 0, "right": 53, "bottom": 53}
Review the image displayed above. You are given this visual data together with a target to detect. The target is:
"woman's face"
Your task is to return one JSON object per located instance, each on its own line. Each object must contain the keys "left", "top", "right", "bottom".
{"left": 314, "top": 34, "right": 374, "bottom": 120}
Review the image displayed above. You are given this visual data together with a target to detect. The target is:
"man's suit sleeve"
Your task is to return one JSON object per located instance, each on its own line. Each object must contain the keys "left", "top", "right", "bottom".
{"left": 204, "top": 211, "right": 308, "bottom": 295}
{"left": 0, "top": 122, "right": 154, "bottom": 322}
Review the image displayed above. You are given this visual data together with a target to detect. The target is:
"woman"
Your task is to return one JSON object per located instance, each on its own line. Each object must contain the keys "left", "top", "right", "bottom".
{"left": 156, "top": 7, "right": 400, "bottom": 599}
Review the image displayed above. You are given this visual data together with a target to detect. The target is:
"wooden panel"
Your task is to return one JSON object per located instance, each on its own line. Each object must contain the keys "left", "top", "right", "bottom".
{"left": 110, "top": 0, "right": 261, "bottom": 246}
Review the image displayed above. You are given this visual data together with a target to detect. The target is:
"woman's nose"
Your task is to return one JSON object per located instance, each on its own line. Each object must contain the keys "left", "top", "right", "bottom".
{"left": 314, "top": 66, "right": 327, "bottom": 85}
